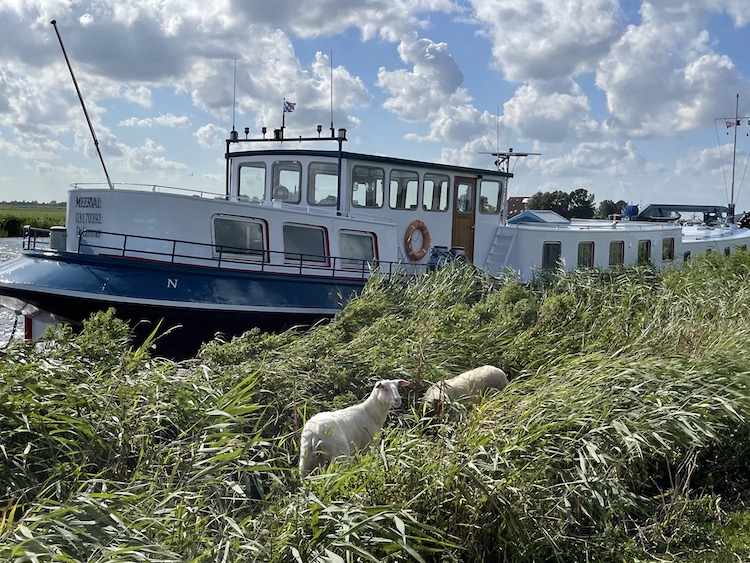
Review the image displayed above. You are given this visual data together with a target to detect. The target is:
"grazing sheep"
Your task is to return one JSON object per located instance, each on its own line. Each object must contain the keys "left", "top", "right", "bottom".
{"left": 299, "top": 378, "right": 409, "bottom": 477}
{"left": 422, "top": 365, "right": 508, "bottom": 416}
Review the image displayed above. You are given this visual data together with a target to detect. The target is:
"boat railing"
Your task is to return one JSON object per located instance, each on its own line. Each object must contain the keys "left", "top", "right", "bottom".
{"left": 22, "top": 226, "right": 52, "bottom": 250}
{"left": 70, "top": 182, "right": 226, "bottom": 199}
{"left": 74, "top": 229, "right": 409, "bottom": 279}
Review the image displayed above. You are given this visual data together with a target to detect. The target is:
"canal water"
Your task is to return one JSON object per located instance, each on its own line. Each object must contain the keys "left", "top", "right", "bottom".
{"left": 0, "top": 238, "right": 26, "bottom": 344}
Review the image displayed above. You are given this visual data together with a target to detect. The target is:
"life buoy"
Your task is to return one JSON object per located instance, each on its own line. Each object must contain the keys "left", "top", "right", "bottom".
{"left": 404, "top": 220, "right": 431, "bottom": 260}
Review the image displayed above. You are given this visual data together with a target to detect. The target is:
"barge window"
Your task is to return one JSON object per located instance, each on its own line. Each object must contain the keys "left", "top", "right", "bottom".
{"left": 542, "top": 242, "right": 561, "bottom": 270}
{"left": 272, "top": 161, "right": 301, "bottom": 203}
{"left": 480, "top": 180, "right": 502, "bottom": 214}
{"left": 339, "top": 231, "right": 376, "bottom": 269}
{"left": 283, "top": 224, "right": 327, "bottom": 263}
{"left": 238, "top": 163, "right": 266, "bottom": 202}
{"left": 423, "top": 174, "right": 449, "bottom": 212}
{"left": 389, "top": 169, "right": 418, "bottom": 209}
{"left": 456, "top": 182, "right": 473, "bottom": 213}
{"left": 609, "top": 241, "right": 624, "bottom": 265}
{"left": 577, "top": 241, "right": 594, "bottom": 268}
{"left": 637, "top": 240, "right": 652, "bottom": 265}
{"left": 308, "top": 162, "right": 339, "bottom": 206}
{"left": 662, "top": 237, "right": 675, "bottom": 261}
{"left": 684, "top": 251, "right": 691, "bottom": 262}
{"left": 351, "top": 165, "right": 384, "bottom": 208}
{"left": 214, "top": 217, "right": 266, "bottom": 258}
{"left": 724, "top": 247, "right": 731, "bottom": 257}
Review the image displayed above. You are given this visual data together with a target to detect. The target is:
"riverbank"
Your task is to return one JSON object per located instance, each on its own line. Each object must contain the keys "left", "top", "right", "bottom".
{"left": 2, "top": 258, "right": 750, "bottom": 561}
{"left": 0, "top": 203, "right": 65, "bottom": 236}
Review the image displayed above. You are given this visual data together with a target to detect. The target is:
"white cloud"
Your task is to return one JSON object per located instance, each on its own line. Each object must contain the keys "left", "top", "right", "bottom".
{"left": 540, "top": 140, "right": 663, "bottom": 177}
{"left": 596, "top": 1, "right": 744, "bottom": 137}
{"left": 194, "top": 123, "right": 223, "bottom": 148}
{"left": 119, "top": 114, "right": 191, "bottom": 128}
{"left": 471, "top": 0, "right": 621, "bottom": 82}
{"left": 502, "top": 80, "right": 599, "bottom": 145}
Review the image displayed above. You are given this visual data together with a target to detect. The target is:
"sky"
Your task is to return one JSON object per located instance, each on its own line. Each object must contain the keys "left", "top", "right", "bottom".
{"left": 1, "top": 1, "right": 750, "bottom": 213}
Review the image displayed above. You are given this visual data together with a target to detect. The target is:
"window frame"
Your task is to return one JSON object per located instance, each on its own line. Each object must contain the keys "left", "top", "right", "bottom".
{"left": 283, "top": 223, "right": 329, "bottom": 265}
{"left": 542, "top": 241, "right": 562, "bottom": 270}
{"left": 577, "top": 241, "right": 595, "bottom": 268}
{"left": 307, "top": 161, "right": 339, "bottom": 206}
{"left": 271, "top": 160, "right": 302, "bottom": 203}
{"left": 351, "top": 165, "right": 385, "bottom": 209}
{"left": 212, "top": 216, "right": 267, "bottom": 261}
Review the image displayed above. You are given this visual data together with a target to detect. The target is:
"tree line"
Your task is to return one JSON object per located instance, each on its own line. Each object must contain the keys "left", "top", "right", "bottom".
{"left": 525, "top": 189, "right": 627, "bottom": 220}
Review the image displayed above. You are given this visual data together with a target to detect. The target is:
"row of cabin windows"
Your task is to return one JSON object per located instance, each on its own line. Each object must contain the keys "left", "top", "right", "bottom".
{"left": 238, "top": 161, "right": 503, "bottom": 214}
{"left": 213, "top": 217, "right": 376, "bottom": 268}
{"left": 542, "top": 238, "right": 676, "bottom": 269}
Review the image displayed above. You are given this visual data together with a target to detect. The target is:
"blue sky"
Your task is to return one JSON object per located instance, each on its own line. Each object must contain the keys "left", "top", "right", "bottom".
{"left": 1, "top": 0, "right": 749, "bottom": 212}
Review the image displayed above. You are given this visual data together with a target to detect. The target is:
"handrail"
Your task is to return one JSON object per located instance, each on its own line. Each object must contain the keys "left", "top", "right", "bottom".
{"left": 67, "top": 228, "right": 406, "bottom": 279}
{"left": 69, "top": 182, "right": 225, "bottom": 199}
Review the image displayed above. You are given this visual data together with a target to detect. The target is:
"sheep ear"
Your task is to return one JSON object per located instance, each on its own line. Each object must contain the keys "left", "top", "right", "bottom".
{"left": 398, "top": 379, "right": 409, "bottom": 386}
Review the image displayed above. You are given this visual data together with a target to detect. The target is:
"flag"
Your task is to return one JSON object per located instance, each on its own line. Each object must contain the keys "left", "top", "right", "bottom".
{"left": 284, "top": 100, "right": 296, "bottom": 113}
{"left": 726, "top": 120, "right": 738, "bottom": 128}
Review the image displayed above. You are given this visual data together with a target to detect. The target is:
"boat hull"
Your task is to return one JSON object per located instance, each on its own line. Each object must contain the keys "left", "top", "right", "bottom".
{"left": 0, "top": 250, "right": 366, "bottom": 357}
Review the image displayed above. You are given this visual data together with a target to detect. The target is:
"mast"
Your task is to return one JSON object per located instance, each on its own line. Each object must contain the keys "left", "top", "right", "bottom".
{"left": 489, "top": 148, "right": 540, "bottom": 225}
{"left": 730, "top": 94, "right": 739, "bottom": 221}
{"left": 50, "top": 20, "right": 114, "bottom": 190}
{"left": 717, "top": 94, "right": 750, "bottom": 223}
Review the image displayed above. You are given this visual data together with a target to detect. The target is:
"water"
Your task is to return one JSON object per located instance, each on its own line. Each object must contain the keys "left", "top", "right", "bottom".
{"left": 0, "top": 238, "right": 25, "bottom": 344}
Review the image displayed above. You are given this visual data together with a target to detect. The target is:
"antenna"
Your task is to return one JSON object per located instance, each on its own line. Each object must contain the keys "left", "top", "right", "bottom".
{"left": 232, "top": 58, "right": 237, "bottom": 132}
{"left": 50, "top": 19, "right": 114, "bottom": 189}
{"left": 330, "top": 50, "right": 334, "bottom": 138}
{"left": 229, "top": 58, "right": 239, "bottom": 142}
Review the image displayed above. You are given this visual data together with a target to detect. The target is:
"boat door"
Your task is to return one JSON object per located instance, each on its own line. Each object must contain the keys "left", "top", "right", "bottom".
{"left": 452, "top": 177, "right": 476, "bottom": 261}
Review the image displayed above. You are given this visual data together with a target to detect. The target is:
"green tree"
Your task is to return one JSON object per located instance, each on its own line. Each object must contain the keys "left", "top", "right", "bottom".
{"left": 569, "top": 188, "right": 596, "bottom": 219}
{"left": 528, "top": 189, "right": 595, "bottom": 219}
{"left": 597, "top": 199, "right": 628, "bottom": 219}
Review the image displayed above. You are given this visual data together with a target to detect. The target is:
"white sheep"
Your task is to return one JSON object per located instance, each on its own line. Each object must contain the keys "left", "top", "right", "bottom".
{"left": 422, "top": 365, "right": 508, "bottom": 416}
{"left": 299, "top": 378, "right": 409, "bottom": 477}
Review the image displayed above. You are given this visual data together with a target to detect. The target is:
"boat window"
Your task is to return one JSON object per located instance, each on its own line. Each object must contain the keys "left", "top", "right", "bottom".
{"left": 577, "top": 241, "right": 594, "bottom": 268}
{"left": 724, "top": 247, "right": 731, "bottom": 257}
{"left": 308, "top": 161, "right": 339, "bottom": 206}
{"left": 542, "top": 242, "right": 561, "bottom": 270}
{"left": 662, "top": 237, "right": 675, "bottom": 261}
{"left": 213, "top": 217, "right": 266, "bottom": 259}
{"left": 479, "top": 179, "right": 502, "bottom": 214}
{"left": 684, "top": 251, "right": 691, "bottom": 262}
{"left": 456, "top": 182, "right": 473, "bottom": 214}
{"left": 637, "top": 240, "right": 652, "bottom": 264}
{"left": 609, "top": 241, "right": 624, "bottom": 265}
{"left": 423, "top": 174, "right": 449, "bottom": 212}
{"left": 389, "top": 169, "right": 419, "bottom": 210}
{"left": 351, "top": 165, "right": 384, "bottom": 208}
{"left": 339, "top": 231, "right": 376, "bottom": 269}
{"left": 272, "top": 161, "right": 301, "bottom": 203}
{"left": 238, "top": 163, "right": 266, "bottom": 202}
{"left": 283, "top": 224, "right": 327, "bottom": 263}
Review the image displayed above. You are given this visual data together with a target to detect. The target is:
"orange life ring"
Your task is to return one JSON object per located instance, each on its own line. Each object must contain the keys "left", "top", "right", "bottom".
{"left": 404, "top": 220, "right": 431, "bottom": 260}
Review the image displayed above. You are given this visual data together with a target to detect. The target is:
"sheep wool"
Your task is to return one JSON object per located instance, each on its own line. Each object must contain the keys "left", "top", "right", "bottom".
{"left": 299, "top": 378, "right": 409, "bottom": 477}
{"left": 422, "top": 365, "right": 508, "bottom": 415}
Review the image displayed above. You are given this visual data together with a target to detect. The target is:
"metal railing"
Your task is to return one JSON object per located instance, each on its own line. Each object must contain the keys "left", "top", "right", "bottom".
{"left": 22, "top": 226, "right": 412, "bottom": 279}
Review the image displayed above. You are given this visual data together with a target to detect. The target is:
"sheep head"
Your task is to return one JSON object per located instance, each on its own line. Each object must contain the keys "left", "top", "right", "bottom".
{"left": 374, "top": 379, "right": 409, "bottom": 408}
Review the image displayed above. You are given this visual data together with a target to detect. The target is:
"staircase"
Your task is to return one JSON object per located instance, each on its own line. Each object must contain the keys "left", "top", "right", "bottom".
{"left": 485, "top": 228, "right": 517, "bottom": 272}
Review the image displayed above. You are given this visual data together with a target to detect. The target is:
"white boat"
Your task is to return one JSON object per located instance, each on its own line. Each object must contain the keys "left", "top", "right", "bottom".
{"left": 0, "top": 130, "right": 748, "bottom": 356}
{"left": 2, "top": 25, "right": 749, "bottom": 355}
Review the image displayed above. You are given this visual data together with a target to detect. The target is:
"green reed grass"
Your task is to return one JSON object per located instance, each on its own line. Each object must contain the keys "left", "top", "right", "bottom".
{"left": 3, "top": 256, "right": 750, "bottom": 560}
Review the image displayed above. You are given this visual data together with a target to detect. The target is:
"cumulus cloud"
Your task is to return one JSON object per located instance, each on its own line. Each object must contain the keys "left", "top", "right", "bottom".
{"left": 194, "top": 123, "right": 224, "bottom": 148}
{"left": 540, "top": 140, "right": 663, "bottom": 177}
{"left": 596, "top": 2, "right": 743, "bottom": 137}
{"left": 119, "top": 114, "right": 191, "bottom": 128}
{"left": 471, "top": 0, "right": 621, "bottom": 82}
{"left": 502, "top": 80, "right": 599, "bottom": 145}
